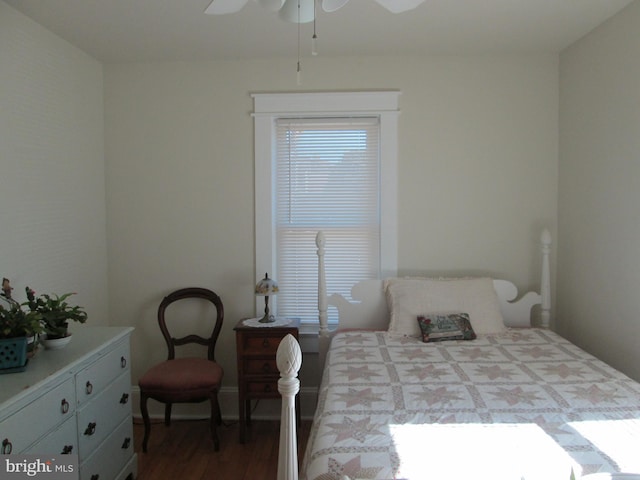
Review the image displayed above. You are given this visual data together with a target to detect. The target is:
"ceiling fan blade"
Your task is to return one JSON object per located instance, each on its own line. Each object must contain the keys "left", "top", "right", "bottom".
{"left": 322, "top": 0, "right": 349, "bottom": 13}
{"left": 204, "top": 0, "right": 250, "bottom": 14}
{"left": 374, "top": 0, "right": 426, "bottom": 14}
{"left": 278, "top": 0, "right": 315, "bottom": 23}
{"left": 256, "top": 0, "right": 286, "bottom": 11}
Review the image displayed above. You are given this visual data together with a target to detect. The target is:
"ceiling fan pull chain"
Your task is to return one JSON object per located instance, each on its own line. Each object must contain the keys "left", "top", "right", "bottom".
{"left": 296, "top": 0, "right": 302, "bottom": 85}
{"left": 312, "top": 0, "right": 318, "bottom": 55}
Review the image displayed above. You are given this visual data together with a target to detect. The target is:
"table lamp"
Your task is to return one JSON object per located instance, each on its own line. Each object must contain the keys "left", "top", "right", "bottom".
{"left": 255, "top": 273, "right": 279, "bottom": 323}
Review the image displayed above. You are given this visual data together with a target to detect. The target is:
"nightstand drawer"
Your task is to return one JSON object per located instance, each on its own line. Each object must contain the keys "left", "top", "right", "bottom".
{"left": 244, "top": 358, "right": 278, "bottom": 375}
{"left": 241, "top": 335, "right": 285, "bottom": 355}
{"left": 245, "top": 380, "right": 278, "bottom": 396}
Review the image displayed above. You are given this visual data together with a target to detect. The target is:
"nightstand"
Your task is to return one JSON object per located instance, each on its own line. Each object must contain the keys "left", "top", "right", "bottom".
{"left": 234, "top": 317, "right": 300, "bottom": 443}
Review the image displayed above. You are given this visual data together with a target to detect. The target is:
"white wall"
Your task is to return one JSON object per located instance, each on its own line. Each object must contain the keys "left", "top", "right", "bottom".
{"left": 0, "top": 2, "right": 108, "bottom": 326}
{"left": 104, "top": 54, "right": 559, "bottom": 416}
{"left": 558, "top": 1, "right": 640, "bottom": 381}
{"left": 0, "top": 1, "right": 560, "bottom": 418}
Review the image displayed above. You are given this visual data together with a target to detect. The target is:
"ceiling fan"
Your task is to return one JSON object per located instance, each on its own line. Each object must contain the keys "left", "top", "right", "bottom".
{"left": 204, "top": 0, "right": 427, "bottom": 22}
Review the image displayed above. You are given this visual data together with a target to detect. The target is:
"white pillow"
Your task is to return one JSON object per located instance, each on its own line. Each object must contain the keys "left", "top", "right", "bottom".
{"left": 384, "top": 277, "right": 506, "bottom": 337}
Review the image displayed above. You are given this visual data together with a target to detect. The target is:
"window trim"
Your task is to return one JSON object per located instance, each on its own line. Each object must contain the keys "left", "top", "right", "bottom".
{"left": 252, "top": 91, "right": 399, "bottom": 325}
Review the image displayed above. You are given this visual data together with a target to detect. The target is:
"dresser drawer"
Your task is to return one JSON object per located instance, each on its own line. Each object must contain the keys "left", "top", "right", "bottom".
{"left": 77, "top": 371, "right": 132, "bottom": 459}
{"left": 243, "top": 358, "right": 278, "bottom": 375}
{"left": 0, "top": 377, "right": 75, "bottom": 454}
{"left": 76, "top": 339, "right": 130, "bottom": 407}
{"left": 80, "top": 416, "right": 134, "bottom": 480}
{"left": 115, "top": 454, "right": 137, "bottom": 480}
{"left": 25, "top": 415, "right": 77, "bottom": 456}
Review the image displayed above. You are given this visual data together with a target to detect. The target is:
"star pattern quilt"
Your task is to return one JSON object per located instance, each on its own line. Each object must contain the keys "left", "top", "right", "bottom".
{"left": 301, "top": 329, "right": 640, "bottom": 480}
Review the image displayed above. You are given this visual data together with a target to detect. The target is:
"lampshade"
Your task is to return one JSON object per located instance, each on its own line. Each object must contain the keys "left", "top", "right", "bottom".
{"left": 255, "top": 273, "right": 279, "bottom": 296}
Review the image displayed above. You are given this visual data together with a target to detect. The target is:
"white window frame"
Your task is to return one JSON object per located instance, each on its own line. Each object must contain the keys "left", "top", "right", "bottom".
{"left": 252, "top": 91, "right": 399, "bottom": 334}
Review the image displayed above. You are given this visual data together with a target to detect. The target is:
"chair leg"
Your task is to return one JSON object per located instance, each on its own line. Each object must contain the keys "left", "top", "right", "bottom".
{"left": 210, "top": 395, "right": 220, "bottom": 451}
{"left": 140, "top": 393, "right": 151, "bottom": 453}
{"left": 216, "top": 396, "right": 222, "bottom": 426}
{"left": 164, "top": 403, "right": 172, "bottom": 426}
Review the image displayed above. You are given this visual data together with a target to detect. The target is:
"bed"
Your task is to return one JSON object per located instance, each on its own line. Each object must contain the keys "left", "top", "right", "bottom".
{"left": 274, "top": 230, "right": 640, "bottom": 480}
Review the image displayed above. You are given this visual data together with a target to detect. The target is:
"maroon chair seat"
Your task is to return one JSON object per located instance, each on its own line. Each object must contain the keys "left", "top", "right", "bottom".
{"left": 138, "top": 287, "right": 224, "bottom": 452}
{"left": 139, "top": 358, "right": 223, "bottom": 401}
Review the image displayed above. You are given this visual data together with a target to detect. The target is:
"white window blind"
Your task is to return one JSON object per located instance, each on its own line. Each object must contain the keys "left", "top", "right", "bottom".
{"left": 275, "top": 117, "right": 381, "bottom": 324}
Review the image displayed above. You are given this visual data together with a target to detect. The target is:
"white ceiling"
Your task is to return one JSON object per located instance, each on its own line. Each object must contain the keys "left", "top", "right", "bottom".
{"left": 4, "top": 0, "right": 635, "bottom": 63}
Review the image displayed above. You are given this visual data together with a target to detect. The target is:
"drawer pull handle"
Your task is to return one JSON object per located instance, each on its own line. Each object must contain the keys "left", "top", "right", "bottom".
{"left": 86, "top": 381, "right": 93, "bottom": 395}
{"left": 84, "top": 422, "right": 97, "bottom": 436}
{"left": 121, "top": 356, "right": 127, "bottom": 368}
{"left": 61, "top": 445, "right": 74, "bottom": 455}
{"left": 262, "top": 338, "right": 270, "bottom": 348}
{"left": 122, "top": 437, "right": 131, "bottom": 449}
{"left": 262, "top": 363, "right": 271, "bottom": 373}
{"left": 2, "top": 438, "right": 12, "bottom": 454}
{"left": 263, "top": 384, "right": 272, "bottom": 393}
{"left": 61, "top": 398, "right": 70, "bottom": 414}
{"left": 120, "top": 393, "right": 129, "bottom": 404}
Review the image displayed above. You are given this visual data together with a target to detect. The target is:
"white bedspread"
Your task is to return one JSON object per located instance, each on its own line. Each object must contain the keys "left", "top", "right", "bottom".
{"left": 301, "top": 329, "right": 640, "bottom": 480}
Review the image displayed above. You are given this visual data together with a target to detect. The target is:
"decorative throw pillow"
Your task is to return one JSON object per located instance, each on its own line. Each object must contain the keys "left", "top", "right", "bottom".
{"left": 385, "top": 276, "right": 506, "bottom": 337}
{"left": 417, "top": 313, "right": 477, "bottom": 342}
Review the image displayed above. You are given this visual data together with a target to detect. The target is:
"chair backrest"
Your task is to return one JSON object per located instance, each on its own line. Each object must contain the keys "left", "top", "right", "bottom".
{"left": 157, "top": 287, "right": 224, "bottom": 362}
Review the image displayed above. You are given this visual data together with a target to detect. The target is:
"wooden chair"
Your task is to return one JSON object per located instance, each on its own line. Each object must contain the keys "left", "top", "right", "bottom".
{"left": 138, "top": 287, "right": 224, "bottom": 452}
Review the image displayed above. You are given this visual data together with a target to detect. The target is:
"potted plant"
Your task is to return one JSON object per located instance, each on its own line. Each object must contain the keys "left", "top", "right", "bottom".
{"left": 0, "top": 302, "right": 43, "bottom": 339}
{"left": 0, "top": 300, "right": 43, "bottom": 372}
{"left": 24, "top": 287, "right": 87, "bottom": 349}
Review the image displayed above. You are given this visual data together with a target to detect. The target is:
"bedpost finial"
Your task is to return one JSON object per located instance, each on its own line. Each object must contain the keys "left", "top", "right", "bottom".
{"left": 276, "top": 333, "right": 302, "bottom": 376}
{"left": 316, "top": 231, "right": 326, "bottom": 248}
{"left": 541, "top": 228, "right": 552, "bottom": 246}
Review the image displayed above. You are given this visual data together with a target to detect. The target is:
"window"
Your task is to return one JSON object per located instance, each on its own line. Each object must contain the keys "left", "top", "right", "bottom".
{"left": 253, "top": 92, "right": 399, "bottom": 331}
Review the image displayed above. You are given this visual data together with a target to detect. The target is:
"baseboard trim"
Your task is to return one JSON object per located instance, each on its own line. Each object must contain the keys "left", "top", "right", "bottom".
{"left": 130, "top": 385, "right": 318, "bottom": 421}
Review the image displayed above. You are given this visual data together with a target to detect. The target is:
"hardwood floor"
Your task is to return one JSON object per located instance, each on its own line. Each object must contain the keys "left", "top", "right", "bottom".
{"left": 133, "top": 418, "right": 311, "bottom": 480}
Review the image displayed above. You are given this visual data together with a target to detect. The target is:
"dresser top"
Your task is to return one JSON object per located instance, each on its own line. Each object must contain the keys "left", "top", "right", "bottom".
{"left": 0, "top": 326, "right": 133, "bottom": 412}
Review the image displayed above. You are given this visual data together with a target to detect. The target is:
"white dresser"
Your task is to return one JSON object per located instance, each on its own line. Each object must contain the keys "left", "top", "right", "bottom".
{"left": 0, "top": 327, "right": 136, "bottom": 480}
